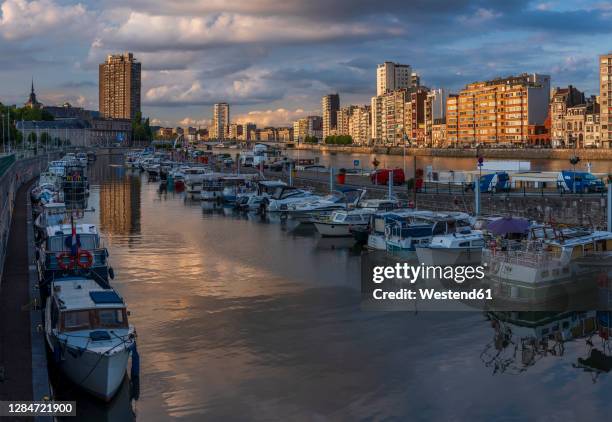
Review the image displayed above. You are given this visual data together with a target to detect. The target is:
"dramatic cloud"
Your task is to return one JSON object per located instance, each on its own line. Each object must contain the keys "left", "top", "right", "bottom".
{"left": 0, "top": 0, "right": 92, "bottom": 40}
{"left": 1, "top": 0, "right": 612, "bottom": 126}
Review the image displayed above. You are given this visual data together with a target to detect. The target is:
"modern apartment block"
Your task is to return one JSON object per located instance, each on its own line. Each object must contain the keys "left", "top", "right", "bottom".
{"left": 550, "top": 85, "right": 585, "bottom": 147}
{"left": 376, "top": 62, "right": 413, "bottom": 96}
{"left": 406, "top": 88, "right": 429, "bottom": 144}
{"left": 446, "top": 95, "right": 459, "bottom": 145}
{"left": 348, "top": 105, "right": 371, "bottom": 145}
{"left": 321, "top": 94, "right": 340, "bottom": 139}
{"left": 213, "top": 103, "right": 230, "bottom": 140}
{"left": 425, "top": 89, "right": 448, "bottom": 145}
{"left": 293, "top": 116, "right": 322, "bottom": 143}
{"left": 336, "top": 105, "right": 356, "bottom": 136}
{"left": 445, "top": 73, "right": 551, "bottom": 145}
{"left": 99, "top": 52, "right": 141, "bottom": 120}
{"left": 601, "top": 53, "right": 612, "bottom": 148}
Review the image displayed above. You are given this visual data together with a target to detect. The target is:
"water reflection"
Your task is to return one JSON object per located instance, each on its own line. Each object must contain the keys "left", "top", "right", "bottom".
{"left": 59, "top": 155, "right": 612, "bottom": 420}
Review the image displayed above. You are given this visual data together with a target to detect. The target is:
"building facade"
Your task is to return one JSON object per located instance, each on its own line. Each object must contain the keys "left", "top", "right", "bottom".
{"left": 336, "top": 105, "right": 356, "bottom": 136}
{"left": 293, "top": 116, "right": 322, "bottom": 143}
{"left": 321, "top": 94, "right": 340, "bottom": 139}
{"left": 213, "top": 103, "right": 230, "bottom": 140}
{"left": 376, "top": 62, "right": 413, "bottom": 96}
{"left": 446, "top": 73, "right": 550, "bottom": 146}
{"left": 348, "top": 105, "right": 371, "bottom": 145}
{"left": 601, "top": 53, "right": 612, "bottom": 148}
{"left": 99, "top": 53, "right": 141, "bottom": 120}
{"left": 550, "top": 86, "right": 585, "bottom": 147}
{"left": 425, "top": 89, "right": 448, "bottom": 145}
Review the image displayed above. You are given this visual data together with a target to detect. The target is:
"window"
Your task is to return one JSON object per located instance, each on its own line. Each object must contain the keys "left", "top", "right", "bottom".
{"left": 95, "top": 309, "right": 126, "bottom": 328}
{"left": 459, "top": 241, "right": 470, "bottom": 247}
{"left": 63, "top": 310, "right": 91, "bottom": 331}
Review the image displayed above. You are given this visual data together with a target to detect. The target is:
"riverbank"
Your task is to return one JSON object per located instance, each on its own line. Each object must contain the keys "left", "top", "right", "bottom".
{"left": 294, "top": 144, "right": 612, "bottom": 161}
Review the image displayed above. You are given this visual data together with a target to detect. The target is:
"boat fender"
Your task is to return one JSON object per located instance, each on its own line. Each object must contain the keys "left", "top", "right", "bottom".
{"left": 108, "top": 267, "right": 115, "bottom": 280}
{"left": 130, "top": 341, "right": 141, "bottom": 400}
{"left": 385, "top": 225, "right": 391, "bottom": 238}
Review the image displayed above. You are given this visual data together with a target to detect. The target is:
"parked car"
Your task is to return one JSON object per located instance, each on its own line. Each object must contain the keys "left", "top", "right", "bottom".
{"left": 370, "top": 168, "right": 405, "bottom": 185}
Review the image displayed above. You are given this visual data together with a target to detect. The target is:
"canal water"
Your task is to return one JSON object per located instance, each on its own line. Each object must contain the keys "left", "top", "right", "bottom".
{"left": 55, "top": 155, "right": 612, "bottom": 421}
{"left": 282, "top": 149, "right": 612, "bottom": 176}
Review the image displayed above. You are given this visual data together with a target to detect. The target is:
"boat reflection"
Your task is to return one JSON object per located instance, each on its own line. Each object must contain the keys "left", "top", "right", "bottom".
{"left": 482, "top": 310, "right": 612, "bottom": 381}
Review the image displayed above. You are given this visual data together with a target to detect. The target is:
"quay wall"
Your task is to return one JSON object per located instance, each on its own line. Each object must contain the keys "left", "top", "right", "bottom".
{"left": 0, "top": 154, "right": 57, "bottom": 282}
{"left": 294, "top": 144, "right": 612, "bottom": 161}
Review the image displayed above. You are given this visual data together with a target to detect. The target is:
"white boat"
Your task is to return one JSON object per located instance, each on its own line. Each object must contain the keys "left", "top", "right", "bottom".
{"left": 415, "top": 229, "right": 485, "bottom": 266}
{"left": 483, "top": 229, "right": 612, "bottom": 303}
{"left": 314, "top": 208, "right": 375, "bottom": 237}
{"left": 235, "top": 180, "right": 287, "bottom": 211}
{"left": 220, "top": 175, "right": 257, "bottom": 203}
{"left": 44, "top": 277, "right": 136, "bottom": 401}
{"left": 184, "top": 167, "right": 214, "bottom": 195}
{"left": 265, "top": 186, "right": 317, "bottom": 213}
{"left": 34, "top": 202, "right": 67, "bottom": 237}
{"left": 286, "top": 188, "right": 366, "bottom": 219}
{"left": 384, "top": 211, "right": 473, "bottom": 256}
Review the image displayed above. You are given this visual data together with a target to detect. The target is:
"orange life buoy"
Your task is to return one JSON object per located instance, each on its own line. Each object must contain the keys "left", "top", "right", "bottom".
{"left": 57, "top": 252, "right": 74, "bottom": 271}
{"left": 77, "top": 250, "right": 93, "bottom": 269}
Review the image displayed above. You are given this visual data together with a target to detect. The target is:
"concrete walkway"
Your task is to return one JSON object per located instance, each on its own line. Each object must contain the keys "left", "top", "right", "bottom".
{"left": 0, "top": 182, "right": 34, "bottom": 402}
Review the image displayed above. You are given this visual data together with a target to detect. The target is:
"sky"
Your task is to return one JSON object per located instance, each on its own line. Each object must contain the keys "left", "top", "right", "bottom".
{"left": 0, "top": 0, "right": 612, "bottom": 128}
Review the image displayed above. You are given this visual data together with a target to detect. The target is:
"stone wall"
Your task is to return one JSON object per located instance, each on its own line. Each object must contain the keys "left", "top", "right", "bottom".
{"left": 0, "top": 155, "right": 57, "bottom": 282}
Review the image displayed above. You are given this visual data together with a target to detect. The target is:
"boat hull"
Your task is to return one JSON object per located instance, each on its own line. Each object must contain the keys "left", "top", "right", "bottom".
{"left": 314, "top": 222, "right": 367, "bottom": 237}
{"left": 50, "top": 338, "right": 130, "bottom": 401}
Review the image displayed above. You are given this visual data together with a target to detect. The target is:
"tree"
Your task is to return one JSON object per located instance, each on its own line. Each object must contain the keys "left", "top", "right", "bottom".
{"left": 304, "top": 135, "right": 318, "bottom": 144}
{"left": 132, "top": 111, "right": 153, "bottom": 142}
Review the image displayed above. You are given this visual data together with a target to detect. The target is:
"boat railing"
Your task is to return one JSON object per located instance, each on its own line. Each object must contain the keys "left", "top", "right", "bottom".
{"left": 44, "top": 248, "right": 108, "bottom": 270}
{"left": 483, "top": 248, "right": 563, "bottom": 269}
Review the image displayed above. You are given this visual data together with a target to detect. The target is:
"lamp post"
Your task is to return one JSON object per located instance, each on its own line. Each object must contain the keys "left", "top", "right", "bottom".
{"left": 569, "top": 155, "right": 580, "bottom": 194}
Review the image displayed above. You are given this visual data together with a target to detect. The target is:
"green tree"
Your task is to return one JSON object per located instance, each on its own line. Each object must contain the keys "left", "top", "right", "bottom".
{"left": 132, "top": 111, "right": 153, "bottom": 142}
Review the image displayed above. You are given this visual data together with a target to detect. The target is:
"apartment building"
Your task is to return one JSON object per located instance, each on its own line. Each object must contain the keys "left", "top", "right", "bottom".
{"left": 446, "top": 95, "right": 459, "bottom": 145}
{"left": 425, "top": 89, "right": 448, "bottom": 145}
{"left": 99, "top": 52, "right": 141, "bottom": 120}
{"left": 348, "top": 105, "right": 371, "bottom": 145}
{"left": 321, "top": 94, "right": 340, "bottom": 139}
{"left": 293, "top": 116, "right": 322, "bottom": 143}
{"left": 446, "top": 73, "right": 550, "bottom": 145}
{"left": 336, "top": 106, "right": 356, "bottom": 135}
{"left": 376, "top": 62, "right": 413, "bottom": 96}
{"left": 213, "top": 103, "right": 230, "bottom": 140}
{"left": 601, "top": 53, "right": 612, "bottom": 148}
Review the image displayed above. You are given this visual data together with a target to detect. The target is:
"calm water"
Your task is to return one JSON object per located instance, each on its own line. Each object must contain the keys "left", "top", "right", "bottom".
{"left": 56, "top": 155, "right": 612, "bottom": 421}
{"left": 282, "top": 149, "right": 612, "bottom": 176}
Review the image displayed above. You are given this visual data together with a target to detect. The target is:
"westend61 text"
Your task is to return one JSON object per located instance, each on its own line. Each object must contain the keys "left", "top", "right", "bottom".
{"left": 372, "top": 288, "right": 493, "bottom": 301}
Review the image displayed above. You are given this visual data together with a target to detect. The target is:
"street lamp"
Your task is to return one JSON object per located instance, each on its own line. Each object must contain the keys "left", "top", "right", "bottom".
{"left": 569, "top": 155, "right": 580, "bottom": 194}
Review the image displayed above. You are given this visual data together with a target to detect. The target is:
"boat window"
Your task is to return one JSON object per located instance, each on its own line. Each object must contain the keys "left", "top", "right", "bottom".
{"left": 457, "top": 219, "right": 470, "bottom": 227}
{"left": 459, "top": 241, "right": 470, "bottom": 247}
{"left": 432, "top": 223, "right": 445, "bottom": 235}
{"left": 472, "top": 240, "right": 485, "bottom": 247}
{"left": 95, "top": 309, "right": 127, "bottom": 329}
{"left": 63, "top": 310, "right": 91, "bottom": 331}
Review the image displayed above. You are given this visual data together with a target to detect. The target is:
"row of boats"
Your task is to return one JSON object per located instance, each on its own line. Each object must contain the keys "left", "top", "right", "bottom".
{"left": 31, "top": 152, "right": 138, "bottom": 402}
{"left": 129, "top": 149, "right": 612, "bottom": 308}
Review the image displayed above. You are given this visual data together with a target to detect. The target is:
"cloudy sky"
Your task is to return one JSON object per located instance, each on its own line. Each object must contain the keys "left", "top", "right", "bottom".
{"left": 1, "top": 0, "right": 611, "bottom": 127}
